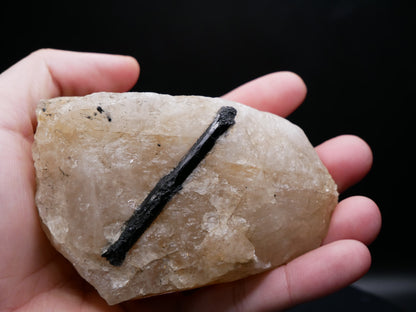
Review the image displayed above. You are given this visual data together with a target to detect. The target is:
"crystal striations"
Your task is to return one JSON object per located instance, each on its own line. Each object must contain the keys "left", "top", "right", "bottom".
{"left": 32, "top": 92, "right": 338, "bottom": 305}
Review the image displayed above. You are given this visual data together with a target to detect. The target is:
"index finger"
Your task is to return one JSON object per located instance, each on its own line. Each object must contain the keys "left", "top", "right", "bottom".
{"left": 222, "top": 71, "right": 307, "bottom": 117}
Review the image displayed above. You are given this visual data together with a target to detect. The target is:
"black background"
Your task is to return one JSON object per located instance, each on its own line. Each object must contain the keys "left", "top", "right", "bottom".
{"left": 2, "top": 0, "right": 414, "bottom": 295}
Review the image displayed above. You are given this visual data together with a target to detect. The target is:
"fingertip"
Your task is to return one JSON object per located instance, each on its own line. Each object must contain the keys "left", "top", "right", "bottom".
{"left": 267, "top": 71, "right": 307, "bottom": 116}
{"left": 316, "top": 135, "right": 373, "bottom": 192}
{"left": 324, "top": 196, "right": 381, "bottom": 245}
{"left": 348, "top": 134, "right": 373, "bottom": 168}
{"left": 222, "top": 71, "right": 307, "bottom": 117}
{"left": 355, "top": 196, "right": 382, "bottom": 245}
{"left": 277, "top": 71, "right": 308, "bottom": 101}
{"left": 287, "top": 239, "right": 371, "bottom": 306}
{"left": 35, "top": 49, "right": 141, "bottom": 95}
{"left": 325, "top": 239, "right": 372, "bottom": 278}
{"left": 344, "top": 239, "right": 372, "bottom": 275}
{"left": 110, "top": 54, "right": 140, "bottom": 92}
{"left": 341, "top": 239, "right": 372, "bottom": 282}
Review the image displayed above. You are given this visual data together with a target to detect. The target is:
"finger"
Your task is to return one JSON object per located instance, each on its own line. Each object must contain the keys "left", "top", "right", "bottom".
{"left": 323, "top": 196, "right": 381, "bottom": 245}
{"left": 222, "top": 71, "right": 307, "bottom": 117}
{"left": 183, "top": 240, "right": 370, "bottom": 312}
{"left": 315, "top": 135, "right": 373, "bottom": 193}
{"left": 0, "top": 49, "right": 140, "bottom": 138}
{"left": 277, "top": 240, "right": 371, "bottom": 309}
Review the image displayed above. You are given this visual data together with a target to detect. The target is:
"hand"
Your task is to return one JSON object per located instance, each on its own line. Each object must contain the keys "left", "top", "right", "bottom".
{"left": 0, "top": 49, "right": 381, "bottom": 311}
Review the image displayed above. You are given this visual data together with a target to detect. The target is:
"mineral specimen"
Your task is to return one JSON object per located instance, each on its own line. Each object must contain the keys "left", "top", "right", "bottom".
{"left": 33, "top": 92, "right": 338, "bottom": 305}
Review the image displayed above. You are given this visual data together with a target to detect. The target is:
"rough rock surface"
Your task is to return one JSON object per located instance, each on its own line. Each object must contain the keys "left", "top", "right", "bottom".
{"left": 33, "top": 92, "right": 338, "bottom": 305}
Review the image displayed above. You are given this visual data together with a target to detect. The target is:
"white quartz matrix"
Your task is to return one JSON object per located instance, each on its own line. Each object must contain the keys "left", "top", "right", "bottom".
{"left": 33, "top": 92, "right": 338, "bottom": 305}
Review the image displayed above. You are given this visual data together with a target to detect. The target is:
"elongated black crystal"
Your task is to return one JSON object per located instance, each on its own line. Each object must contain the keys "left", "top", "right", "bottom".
{"left": 102, "top": 106, "right": 237, "bottom": 266}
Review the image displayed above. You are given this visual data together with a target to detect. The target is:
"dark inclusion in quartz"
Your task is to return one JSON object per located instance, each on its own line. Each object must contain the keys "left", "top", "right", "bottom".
{"left": 102, "top": 106, "right": 237, "bottom": 266}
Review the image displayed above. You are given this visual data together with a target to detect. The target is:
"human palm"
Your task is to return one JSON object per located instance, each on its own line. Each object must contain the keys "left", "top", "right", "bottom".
{"left": 0, "top": 49, "right": 381, "bottom": 311}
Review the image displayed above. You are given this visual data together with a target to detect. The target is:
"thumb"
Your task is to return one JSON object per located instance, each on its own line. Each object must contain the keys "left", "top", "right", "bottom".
{"left": 0, "top": 49, "right": 140, "bottom": 138}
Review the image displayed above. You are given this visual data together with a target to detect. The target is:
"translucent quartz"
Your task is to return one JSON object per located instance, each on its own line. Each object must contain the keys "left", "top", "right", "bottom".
{"left": 33, "top": 92, "right": 338, "bottom": 305}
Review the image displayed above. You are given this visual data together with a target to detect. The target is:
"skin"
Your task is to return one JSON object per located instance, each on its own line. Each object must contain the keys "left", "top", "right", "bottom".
{"left": 0, "top": 49, "right": 381, "bottom": 312}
